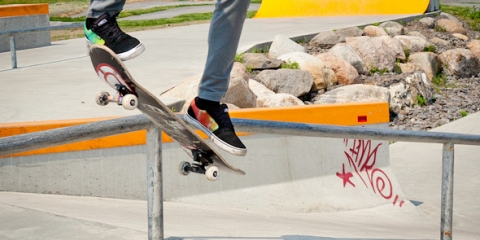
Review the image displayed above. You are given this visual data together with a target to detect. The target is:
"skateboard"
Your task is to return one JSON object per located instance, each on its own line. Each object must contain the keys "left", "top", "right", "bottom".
{"left": 89, "top": 44, "right": 245, "bottom": 181}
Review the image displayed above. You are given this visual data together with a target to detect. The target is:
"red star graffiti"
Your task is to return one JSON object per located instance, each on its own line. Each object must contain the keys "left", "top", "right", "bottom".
{"left": 336, "top": 163, "right": 355, "bottom": 187}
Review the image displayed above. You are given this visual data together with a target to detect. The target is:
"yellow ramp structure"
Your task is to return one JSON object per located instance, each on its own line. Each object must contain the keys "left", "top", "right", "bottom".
{"left": 254, "top": 0, "right": 431, "bottom": 18}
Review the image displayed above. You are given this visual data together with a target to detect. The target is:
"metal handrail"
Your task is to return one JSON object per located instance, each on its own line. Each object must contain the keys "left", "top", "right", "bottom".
{"left": 0, "top": 23, "right": 83, "bottom": 36}
{"left": 0, "top": 113, "right": 477, "bottom": 240}
{"left": 3, "top": 114, "right": 480, "bottom": 156}
{"left": 0, "top": 23, "right": 83, "bottom": 69}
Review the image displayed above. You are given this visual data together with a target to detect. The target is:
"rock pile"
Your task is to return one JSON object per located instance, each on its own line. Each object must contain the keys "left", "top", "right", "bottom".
{"left": 162, "top": 12, "right": 480, "bottom": 131}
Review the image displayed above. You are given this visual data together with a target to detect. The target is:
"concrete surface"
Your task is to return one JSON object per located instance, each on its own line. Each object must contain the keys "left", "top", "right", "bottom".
{"left": 0, "top": 1, "right": 480, "bottom": 239}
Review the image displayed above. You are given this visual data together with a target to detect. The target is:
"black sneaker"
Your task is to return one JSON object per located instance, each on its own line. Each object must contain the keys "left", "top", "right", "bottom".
{"left": 184, "top": 97, "right": 247, "bottom": 156}
{"left": 85, "top": 13, "right": 145, "bottom": 61}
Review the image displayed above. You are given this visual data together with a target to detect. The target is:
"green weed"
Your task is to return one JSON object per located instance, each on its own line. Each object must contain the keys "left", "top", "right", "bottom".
{"left": 281, "top": 61, "right": 300, "bottom": 69}
{"left": 435, "top": 25, "right": 447, "bottom": 32}
{"left": 370, "top": 66, "right": 389, "bottom": 75}
{"left": 433, "top": 73, "right": 447, "bottom": 86}
{"left": 417, "top": 95, "right": 427, "bottom": 106}
{"left": 249, "top": 46, "right": 269, "bottom": 53}
{"left": 235, "top": 53, "right": 244, "bottom": 63}
{"left": 394, "top": 62, "right": 403, "bottom": 74}
{"left": 404, "top": 47, "right": 410, "bottom": 61}
{"left": 424, "top": 44, "right": 436, "bottom": 53}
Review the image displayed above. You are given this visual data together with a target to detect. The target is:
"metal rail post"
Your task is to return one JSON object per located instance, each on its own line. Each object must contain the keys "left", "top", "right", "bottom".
{"left": 441, "top": 142, "right": 454, "bottom": 240}
{"left": 10, "top": 34, "right": 17, "bottom": 69}
{"left": 146, "top": 127, "right": 164, "bottom": 240}
{"left": 0, "top": 23, "right": 83, "bottom": 69}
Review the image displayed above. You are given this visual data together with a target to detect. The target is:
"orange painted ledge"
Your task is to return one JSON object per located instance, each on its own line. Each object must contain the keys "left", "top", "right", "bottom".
{"left": 0, "top": 4, "right": 49, "bottom": 18}
{"left": 0, "top": 102, "right": 389, "bottom": 158}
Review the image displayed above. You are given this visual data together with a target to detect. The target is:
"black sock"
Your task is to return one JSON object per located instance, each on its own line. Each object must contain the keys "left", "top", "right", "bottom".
{"left": 86, "top": 18, "right": 96, "bottom": 29}
{"left": 195, "top": 97, "right": 219, "bottom": 111}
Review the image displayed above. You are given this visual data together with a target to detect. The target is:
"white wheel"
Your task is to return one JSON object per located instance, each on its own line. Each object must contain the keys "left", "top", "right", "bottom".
{"left": 205, "top": 166, "right": 219, "bottom": 181}
{"left": 95, "top": 91, "right": 110, "bottom": 106}
{"left": 122, "top": 94, "right": 138, "bottom": 110}
{"left": 179, "top": 161, "right": 191, "bottom": 176}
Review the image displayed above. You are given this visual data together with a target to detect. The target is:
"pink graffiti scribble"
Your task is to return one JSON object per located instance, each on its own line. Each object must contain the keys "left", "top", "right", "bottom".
{"left": 337, "top": 139, "right": 405, "bottom": 207}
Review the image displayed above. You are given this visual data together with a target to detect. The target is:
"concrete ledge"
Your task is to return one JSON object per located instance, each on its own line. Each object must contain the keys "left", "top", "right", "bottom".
{"left": 0, "top": 4, "right": 50, "bottom": 52}
{"left": 0, "top": 4, "right": 48, "bottom": 18}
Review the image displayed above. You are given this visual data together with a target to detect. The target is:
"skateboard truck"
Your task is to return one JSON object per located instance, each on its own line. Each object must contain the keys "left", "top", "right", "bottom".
{"left": 179, "top": 150, "right": 219, "bottom": 181}
{"left": 95, "top": 84, "right": 138, "bottom": 110}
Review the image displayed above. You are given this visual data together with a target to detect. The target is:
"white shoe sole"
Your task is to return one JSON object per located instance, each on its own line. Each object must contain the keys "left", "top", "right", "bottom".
{"left": 184, "top": 114, "right": 247, "bottom": 156}
{"left": 117, "top": 43, "right": 145, "bottom": 61}
{"left": 86, "top": 40, "right": 145, "bottom": 61}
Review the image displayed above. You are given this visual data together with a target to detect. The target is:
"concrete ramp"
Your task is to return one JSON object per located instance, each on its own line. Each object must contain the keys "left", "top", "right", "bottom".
{"left": 164, "top": 132, "right": 406, "bottom": 213}
{"left": 254, "top": 0, "right": 430, "bottom": 18}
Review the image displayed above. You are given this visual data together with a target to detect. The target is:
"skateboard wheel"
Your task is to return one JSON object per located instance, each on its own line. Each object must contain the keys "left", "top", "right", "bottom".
{"left": 96, "top": 91, "right": 110, "bottom": 106}
{"left": 205, "top": 166, "right": 219, "bottom": 181}
{"left": 179, "top": 161, "right": 191, "bottom": 176}
{"left": 122, "top": 94, "right": 138, "bottom": 110}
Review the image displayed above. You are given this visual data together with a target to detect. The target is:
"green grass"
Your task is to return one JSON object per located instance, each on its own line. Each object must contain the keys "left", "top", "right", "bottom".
{"left": 6, "top": 0, "right": 262, "bottom": 41}
{"left": 460, "top": 110, "right": 468, "bottom": 117}
{"left": 50, "top": 5, "right": 258, "bottom": 27}
{"left": 120, "top": 12, "right": 214, "bottom": 27}
{"left": 441, "top": 4, "right": 480, "bottom": 31}
{"left": 50, "top": 4, "right": 214, "bottom": 22}
{"left": 119, "top": 4, "right": 211, "bottom": 18}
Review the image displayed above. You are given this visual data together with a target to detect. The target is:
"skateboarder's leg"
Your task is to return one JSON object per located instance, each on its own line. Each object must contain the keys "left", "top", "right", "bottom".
{"left": 185, "top": 0, "right": 250, "bottom": 156}
{"left": 198, "top": 0, "right": 251, "bottom": 102}
{"left": 87, "top": 0, "right": 125, "bottom": 18}
{"left": 85, "top": 0, "right": 144, "bottom": 61}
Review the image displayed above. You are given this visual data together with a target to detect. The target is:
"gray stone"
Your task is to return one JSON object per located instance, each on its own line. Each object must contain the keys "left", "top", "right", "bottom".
{"left": 255, "top": 69, "right": 314, "bottom": 97}
{"left": 242, "top": 53, "right": 282, "bottom": 70}
{"left": 268, "top": 34, "right": 305, "bottom": 59}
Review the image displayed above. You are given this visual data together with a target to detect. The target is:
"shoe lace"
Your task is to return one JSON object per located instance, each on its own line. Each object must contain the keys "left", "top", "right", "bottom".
{"left": 97, "top": 18, "right": 124, "bottom": 43}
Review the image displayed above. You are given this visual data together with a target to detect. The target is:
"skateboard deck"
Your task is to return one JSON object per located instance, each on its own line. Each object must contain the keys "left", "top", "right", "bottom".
{"left": 89, "top": 44, "right": 245, "bottom": 181}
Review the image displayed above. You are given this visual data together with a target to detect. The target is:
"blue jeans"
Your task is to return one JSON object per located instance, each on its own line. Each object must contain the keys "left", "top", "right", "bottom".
{"left": 88, "top": 0, "right": 251, "bottom": 102}
{"left": 87, "top": 0, "right": 125, "bottom": 18}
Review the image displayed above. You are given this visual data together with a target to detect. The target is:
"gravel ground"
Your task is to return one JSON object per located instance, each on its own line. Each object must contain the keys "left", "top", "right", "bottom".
{"left": 303, "top": 15, "right": 480, "bottom": 131}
